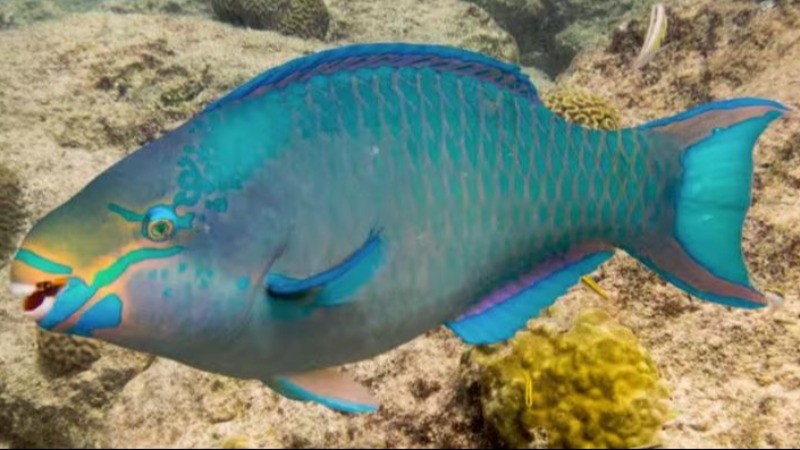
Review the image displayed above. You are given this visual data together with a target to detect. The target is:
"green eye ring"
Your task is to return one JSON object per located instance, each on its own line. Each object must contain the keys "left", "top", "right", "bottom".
{"left": 142, "top": 206, "right": 178, "bottom": 242}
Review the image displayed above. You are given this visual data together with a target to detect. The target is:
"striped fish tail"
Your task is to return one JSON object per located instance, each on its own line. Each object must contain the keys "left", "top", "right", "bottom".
{"left": 623, "top": 98, "right": 790, "bottom": 308}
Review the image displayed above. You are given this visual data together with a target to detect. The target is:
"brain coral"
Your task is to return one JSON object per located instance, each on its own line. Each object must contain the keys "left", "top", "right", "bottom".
{"left": 0, "top": 162, "right": 26, "bottom": 264}
{"left": 542, "top": 87, "right": 623, "bottom": 130}
{"left": 469, "top": 308, "right": 672, "bottom": 449}
{"left": 37, "top": 329, "right": 102, "bottom": 373}
{"left": 211, "top": 0, "right": 330, "bottom": 40}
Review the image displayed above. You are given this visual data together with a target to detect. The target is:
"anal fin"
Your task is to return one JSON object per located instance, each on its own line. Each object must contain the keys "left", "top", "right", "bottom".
{"left": 447, "top": 245, "right": 613, "bottom": 345}
{"left": 266, "top": 368, "right": 379, "bottom": 414}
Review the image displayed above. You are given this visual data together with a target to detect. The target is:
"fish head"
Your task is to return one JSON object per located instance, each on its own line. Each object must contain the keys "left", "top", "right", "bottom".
{"left": 7, "top": 131, "right": 279, "bottom": 356}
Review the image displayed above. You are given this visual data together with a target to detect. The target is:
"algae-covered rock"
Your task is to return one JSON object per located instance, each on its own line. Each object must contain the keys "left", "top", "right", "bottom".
{"left": 0, "top": 0, "right": 210, "bottom": 29}
{"left": 100, "top": 0, "right": 212, "bottom": 16}
{"left": 212, "top": 0, "right": 331, "bottom": 40}
{"left": 469, "top": 309, "right": 672, "bottom": 449}
{"left": 0, "top": 162, "right": 26, "bottom": 265}
{"left": 464, "top": 0, "right": 660, "bottom": 75}
{"left": 542, "top": 87, "right": 623, "bottom": 130}
{"left": 326, "top": 0, "right": 520, "bottom": 63}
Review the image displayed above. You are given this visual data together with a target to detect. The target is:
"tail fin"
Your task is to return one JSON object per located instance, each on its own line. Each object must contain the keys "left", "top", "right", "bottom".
{"left": 629, "top": 98, "right": 790, "bottom": 308}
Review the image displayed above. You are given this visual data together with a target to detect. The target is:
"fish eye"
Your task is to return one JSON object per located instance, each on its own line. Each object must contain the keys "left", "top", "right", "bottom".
{"left": 142, "top": 207, "right": 177, "bottom": 242}
{"left": 147, "top": 219, "right": 174, "bottom": 241}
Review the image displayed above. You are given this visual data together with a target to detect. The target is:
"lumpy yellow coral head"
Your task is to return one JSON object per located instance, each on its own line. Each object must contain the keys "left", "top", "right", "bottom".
{"left": 470, "top": 308, "right": 672, "bottom": 449}
{"left": 542, "top": 88, "right": 623, "bottom": 131}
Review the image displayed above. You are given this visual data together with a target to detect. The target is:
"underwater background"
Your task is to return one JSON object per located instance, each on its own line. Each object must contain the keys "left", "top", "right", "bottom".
{"left": 0, "top": 0, "right": 799, "bottom": 448}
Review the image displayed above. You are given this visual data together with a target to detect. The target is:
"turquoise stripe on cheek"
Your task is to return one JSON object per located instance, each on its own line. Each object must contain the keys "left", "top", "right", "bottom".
{"left": 14, "top": 249, "right": 73, "bottom": 275}
{"left": 39, "top": 247, "right": 183, "bottom": 330}
{"left": 68, "top": 294, "right": 123, "bottom": 337}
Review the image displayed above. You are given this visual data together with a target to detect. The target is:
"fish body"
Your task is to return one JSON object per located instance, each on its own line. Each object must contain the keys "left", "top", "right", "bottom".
{"left": 9, "top": 44, "right": 789, "bottom": 412}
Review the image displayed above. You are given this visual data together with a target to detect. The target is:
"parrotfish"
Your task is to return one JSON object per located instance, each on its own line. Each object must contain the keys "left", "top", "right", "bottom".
{"left": 9, "top": 43, "right": 789, "bottom": 413}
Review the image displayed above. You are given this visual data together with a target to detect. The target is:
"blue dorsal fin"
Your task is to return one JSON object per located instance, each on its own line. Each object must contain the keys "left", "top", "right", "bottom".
{"left": 203, "top": 43, "right": 539, "bottom": 114}
{"left": 266, "top": 229, "right": 385, "bottom": 307}
{"left": 447, "top": 247, "right": 614, "bottom": 345}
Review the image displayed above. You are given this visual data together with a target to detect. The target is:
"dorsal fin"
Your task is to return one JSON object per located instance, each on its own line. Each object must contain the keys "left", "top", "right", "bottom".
{"left": 202, "top": 43, "right": 540, "bottom": 114}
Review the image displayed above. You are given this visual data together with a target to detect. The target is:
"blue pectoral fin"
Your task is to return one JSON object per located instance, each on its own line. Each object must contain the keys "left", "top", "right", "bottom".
{"left": 266, "top": 369, "right": 379, "bottom": 414}
{"left": 266, "top": 229, "right": 385, "bottom": 307}
{"left": 447, "top": 247, "right": 613, "bottom": 345}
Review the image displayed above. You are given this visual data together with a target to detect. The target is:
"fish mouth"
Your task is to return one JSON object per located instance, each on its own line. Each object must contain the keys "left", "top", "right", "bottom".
{"left": 15, "top": 279, "right": 68, "bottom": 320}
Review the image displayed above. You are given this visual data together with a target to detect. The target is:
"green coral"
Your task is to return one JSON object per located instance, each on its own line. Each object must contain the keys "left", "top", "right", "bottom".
{"left": 469, "top": 309, "right": 671, "bottom": 449}
{"left": 542, "top": 87, "right": 623, "bottom": 130}
{"left": 211, "top": 0, "right": 331, "bottom": 40}
{"left": 0, "top": 162, "right": 27, "bottom": 265}
{"left": 37, "top": 329, "right": 101, "bottom": 374}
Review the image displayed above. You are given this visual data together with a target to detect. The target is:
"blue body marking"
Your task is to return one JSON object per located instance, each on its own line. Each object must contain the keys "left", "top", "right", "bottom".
{"left": 68, "top": 294, "right": 123, "bottom": 337}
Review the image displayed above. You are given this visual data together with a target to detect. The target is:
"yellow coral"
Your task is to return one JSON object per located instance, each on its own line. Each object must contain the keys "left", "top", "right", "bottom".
{"left": 37, "top": 329, "right": 101, "bottom": 373}
{"left": 542, "top": 88, "right": 623, "bottom": 130}
{"left": 470, "top": 309, "right": 671, "bottom": 449}
{"left": 219, "top": 435, "right": 251, "bottom": 449}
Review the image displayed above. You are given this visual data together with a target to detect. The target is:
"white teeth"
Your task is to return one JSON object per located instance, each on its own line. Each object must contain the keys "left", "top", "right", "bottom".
{"left": 10, "top": 283, "right": 36, "bottom": 298}
{"left": 24, "top": 296, "right": 55, "bottom": 321}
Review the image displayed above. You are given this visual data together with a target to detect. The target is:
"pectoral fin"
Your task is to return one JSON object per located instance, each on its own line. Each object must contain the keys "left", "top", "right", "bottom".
{"left": 266, "top": 369, "right": 379, "bottom": 414}
{"left": 266, "top": 229, "right": 385, "bottom": 307}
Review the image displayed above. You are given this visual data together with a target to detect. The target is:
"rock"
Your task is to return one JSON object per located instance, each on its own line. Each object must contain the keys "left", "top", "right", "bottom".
{"left": 463, "top": 0, "right": 660, "bottom": 75}
{"left": 326, "top": 0, "right": 520, "bottom": 63}
{"left": 0, "top": 163, "right": 26, "bottom": 265}
{"left": 211, "top": 0, "right": 331, "bottom": 40}
{"left": 0, "top": 10, "right": 499, "bottom": 448}
{"left": 0, "top": 273, "right": 153, "bottom": 447}
{"left": 555, "top": 1, "right": 800, "bottom": 447}
{"left": 0, "top": 11, "right": 316, "bottom": 448}
{"left": 0, "top": 0, "right": 210, "bottom": 29}
{"left": 100, "top": 0, "right": 212, "bottom": 16}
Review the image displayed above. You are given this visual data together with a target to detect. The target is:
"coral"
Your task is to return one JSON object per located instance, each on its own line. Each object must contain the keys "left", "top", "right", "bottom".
{"left": 469, "top": 309, "right": 671, "bottom": 449}
{"left": 0, "top": 162, "right": 27, "bottom": 264}
{"left": 219, "top": 435, "right": 251, "bottom": 449}
{"left": 211, "top": 0, "right": 331, "bottom": 40}
{"left": 36, "top": 329, "right": 102, "bottom": 373}
{"left": 542, "top": 87, "right": 623, "bottom": 130}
